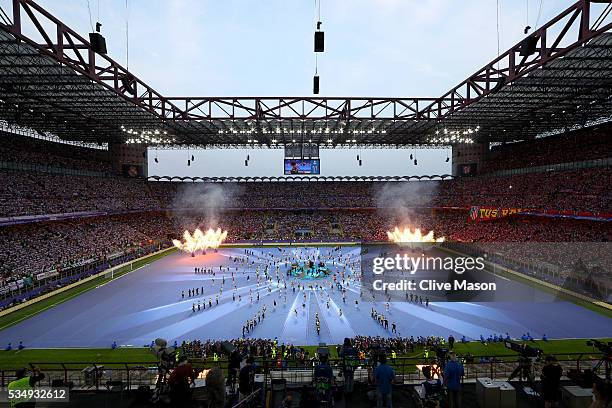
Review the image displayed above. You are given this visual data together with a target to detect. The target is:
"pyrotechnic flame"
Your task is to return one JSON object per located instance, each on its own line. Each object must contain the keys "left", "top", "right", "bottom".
{"left": 386, "top": 227, "right": 445, "bottom": 244}
{"left": 416, "top": 364, "right": 440, "bottom": 379}
{"left": 173, "top": 227, "right": 228, "bottom": 254}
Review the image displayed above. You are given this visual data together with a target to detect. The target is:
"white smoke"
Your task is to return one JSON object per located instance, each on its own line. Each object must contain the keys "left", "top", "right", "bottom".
{"left": 374, "top": 180, "right": 441, "bottom": 226}
{"left": 172, "top": 183, "right": 243, "bottom": 229}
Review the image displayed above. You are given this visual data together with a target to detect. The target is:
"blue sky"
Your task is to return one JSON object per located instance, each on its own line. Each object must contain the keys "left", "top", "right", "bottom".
{"left": 27, "top": 0, "right": 571, "bottom": 176}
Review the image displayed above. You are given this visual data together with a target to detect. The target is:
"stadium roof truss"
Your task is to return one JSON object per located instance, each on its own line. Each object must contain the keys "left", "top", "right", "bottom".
{"left": 0, "top": 0, "right": 611, "bottom": 147}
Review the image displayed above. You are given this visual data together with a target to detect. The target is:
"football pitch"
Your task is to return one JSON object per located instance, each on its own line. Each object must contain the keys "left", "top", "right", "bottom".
{"left": 0, "top": 245, "right": 610, "bottom": 350}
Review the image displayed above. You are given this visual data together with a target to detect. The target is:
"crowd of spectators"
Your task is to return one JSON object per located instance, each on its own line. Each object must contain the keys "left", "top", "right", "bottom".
{"left": 0, "top": 171, "right": 160, "bottom": 216}
{"left": 180, "top": 335, "right": 450, "bottom": 361}
{"left": 1, "top": 131, "right": 610, "bottom": 303}
{"left": 2, "top": 208, "right": 609, "bottom": 300}
{"left": 1, "top": 167, "right": 610, "bottom": 217}
{"left": 0, "top": 213, "right": 172, "bottom": 290}
{"left": 481, "top": 125, "right": 612, "bottom": 173}
{"left": 0, "top": 131, "right": 112, "bottom": 173}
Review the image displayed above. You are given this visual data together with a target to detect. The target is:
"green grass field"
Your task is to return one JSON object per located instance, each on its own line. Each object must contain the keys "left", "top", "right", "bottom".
{"left": 1, "top": 338, "right": 609, "bottom": 371}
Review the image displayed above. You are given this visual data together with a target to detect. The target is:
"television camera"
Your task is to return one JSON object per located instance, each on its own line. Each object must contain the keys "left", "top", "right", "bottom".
{"left": 434, "top": 346, "right": 449, "bottom": 368}
{"left": 151, "top": 338, "right": 179, "bottom": 403}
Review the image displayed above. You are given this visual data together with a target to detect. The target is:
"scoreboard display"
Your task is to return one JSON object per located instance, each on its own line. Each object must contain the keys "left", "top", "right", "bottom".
{"left": 284, "top": 159, "right": 320, "bottom": 175}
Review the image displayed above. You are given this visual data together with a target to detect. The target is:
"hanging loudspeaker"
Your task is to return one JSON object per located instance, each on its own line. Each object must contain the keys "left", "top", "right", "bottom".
{"left": 89, "top": 32, "right": 107, "bottom": 54}
{"left": 519, "top": 35, "right": 539, "bottom": 56}
{"left": 314, "top": 31, "right": 324, "bottom": 52}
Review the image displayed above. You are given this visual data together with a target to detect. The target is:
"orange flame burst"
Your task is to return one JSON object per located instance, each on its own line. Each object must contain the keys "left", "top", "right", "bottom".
{"left": 173, "top": 228, "right": 228, "bottom": 254}
{"left": 386, "top": 227, "right": 445, "bottom": 244}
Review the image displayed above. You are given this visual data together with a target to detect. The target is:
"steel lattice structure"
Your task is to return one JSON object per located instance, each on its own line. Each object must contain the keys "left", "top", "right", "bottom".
{"left": 0, "top": 0, "right": 611, "bottom": 146}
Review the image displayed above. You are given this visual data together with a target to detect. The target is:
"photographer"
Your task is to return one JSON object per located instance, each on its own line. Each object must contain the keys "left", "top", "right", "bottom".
{"left": 420, "top": 365, "right": 443, "bottom": 402}
{"left": 239, "top": 357, "right": 256, "bottom": 401}
{"left": 540, "top": 355, "right": 562, "bottom": 408}
{"left": 339, "top": 338, "right": 358, "bottom": 394}
{"left": 167, "top": 355, "right": 196, "bottom": 406}
{"left": 227, "top": 349, "right": 242, "bottom": 390}
{"left": 8, "top": 366, "right": 45, "bottom": 408}
{"left": 313, "top": 354, "right": 334, "bottom": 407}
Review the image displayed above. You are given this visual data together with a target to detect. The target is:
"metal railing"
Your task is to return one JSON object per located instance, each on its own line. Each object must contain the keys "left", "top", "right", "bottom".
{"left": 2, "top": 352, "right": 599, "bottom": 390}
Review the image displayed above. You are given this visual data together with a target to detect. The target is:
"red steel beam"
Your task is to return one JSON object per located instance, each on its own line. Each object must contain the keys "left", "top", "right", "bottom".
{"left": 1, "top": 0, "right": 611, "bottom": 125}
{"left": 417, "top": 0, "right": 612, "bottom": 120}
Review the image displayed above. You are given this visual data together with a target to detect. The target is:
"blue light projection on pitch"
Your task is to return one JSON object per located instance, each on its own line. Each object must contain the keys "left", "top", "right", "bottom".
{"left": 0, "top": 247, "right": 610, "bottom": 347}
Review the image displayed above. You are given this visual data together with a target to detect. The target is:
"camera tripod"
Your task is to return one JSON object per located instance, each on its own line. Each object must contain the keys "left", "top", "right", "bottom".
{"left": 592, "top": 353, "right": 611, "bottom": 383}
{"left": 508, "top": 356, "right": 538, "bottom": 393}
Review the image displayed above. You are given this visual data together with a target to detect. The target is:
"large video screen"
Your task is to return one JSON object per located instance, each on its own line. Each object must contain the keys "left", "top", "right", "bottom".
{"left": 284, "top": 159, "right": 320, "bottom": 175}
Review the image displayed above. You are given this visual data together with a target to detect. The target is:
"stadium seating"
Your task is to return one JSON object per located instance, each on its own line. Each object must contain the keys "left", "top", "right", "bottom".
{"left": 1, "top": 209, "right": 609, "bottom": 304}
{"left": 0, "top": 167, "right": 610, "bottom": 217}
{"left": 0, "top": 131, "right": 112, "bottom": 173}
{"left": 481, "top": 125, "right": 612, "bottom": 173}
{"left": 1, "top": 132, "right": 610, "bottom": 306}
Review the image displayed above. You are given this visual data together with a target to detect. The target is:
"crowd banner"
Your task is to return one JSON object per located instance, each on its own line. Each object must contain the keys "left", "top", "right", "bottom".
{"left": 469, "top": 206, "right": 528, "bottom": 222}
{"left": 469, "top": 206, "right": 612, "bottom": 222}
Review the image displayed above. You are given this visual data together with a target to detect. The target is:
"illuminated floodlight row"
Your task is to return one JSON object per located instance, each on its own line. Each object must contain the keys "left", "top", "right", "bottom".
{"left": 121, "top": 125, "right": 176, "bottom": 144}
{"left": 427, "top": 126, "right": 479, "bottom": 144}
{"left": 217, "top": 128, "right": 387, "bottom": 135}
